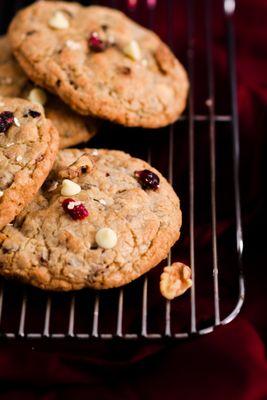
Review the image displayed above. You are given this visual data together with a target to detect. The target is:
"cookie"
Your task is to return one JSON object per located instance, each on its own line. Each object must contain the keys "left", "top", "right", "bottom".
{"left": 0, "top": 149, "right": 181, "bottom": 290}
{"left": 0, "top": 96, "right": 59, "bottom": 230}
{"left": 0, "top": 36, "right": 98, "bottom": 148}
{"left": 8, "top": 2, "right": 189, "bottom": 128}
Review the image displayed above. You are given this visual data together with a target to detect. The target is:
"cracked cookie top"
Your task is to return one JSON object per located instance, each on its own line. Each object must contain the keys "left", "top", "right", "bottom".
{"left": 8, "top": 2, "right": 189, "bottom": 128}
{"left": 0, "top": 36, "right": 98, "bottom": 149}
{"left": 0, "top": 96, "right": 59, "bottom": 229}
{"left": 0, "top": 149, "right": 181, "bottom": 290}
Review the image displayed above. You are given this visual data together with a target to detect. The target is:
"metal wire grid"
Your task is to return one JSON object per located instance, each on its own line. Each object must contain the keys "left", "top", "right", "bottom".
{"left": 0, "top": 0, "right": 244, "bottom": 340}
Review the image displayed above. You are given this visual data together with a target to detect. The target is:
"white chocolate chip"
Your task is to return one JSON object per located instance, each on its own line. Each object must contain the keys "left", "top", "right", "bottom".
{"left": 0, "top": 190, "right": 4, "bottom": 197}
{"left": 28, "top": 88, "right": 47, "bottom": 106}
{"left": 99, "top": 199, "right": 106, "bottom": 205}
{"left": 61, "top": 179, "right": 81, "bottom": 196}
{"left": 16, "top": 155, "right": 23, "bottom": 162}
{"left": 66, "top": 40, "right": 81, "bottom": 50}
{"left": 91, "top": 149, "right": 99, "bottom": 156}
{"left": 14, "top": 117, "right": 20, "bottom": 127}
{"left": 67, "top": 200, "right": 81, "bottom": 210}
{"left": 123, "top": 40, "right": 142, "bottom": 61}
{"left": 48, "top": 11, "right": 69, "bottom": 30}
{"left": 95, "top": 228, "right": 117, "bottom": 249}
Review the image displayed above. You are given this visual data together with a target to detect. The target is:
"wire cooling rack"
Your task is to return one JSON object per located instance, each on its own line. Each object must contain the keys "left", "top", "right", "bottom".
{"left": 0, "top": 0, "right": 244, "bottom": 340}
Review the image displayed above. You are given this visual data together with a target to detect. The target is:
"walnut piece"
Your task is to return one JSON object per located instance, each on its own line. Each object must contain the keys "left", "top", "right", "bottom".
{"left": 58, "top": 154, "right": 94, "bottom": 179}
{"left": 160, "top": 262, "right": 192, "bottom": 300}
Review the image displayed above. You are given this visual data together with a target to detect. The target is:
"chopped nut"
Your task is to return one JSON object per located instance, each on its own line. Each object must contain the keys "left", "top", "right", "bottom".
{"left": 58, "top": 154, "right": 94, "bottom": 179}
{"left": 61, "top": 179, "right": 81, "bottom": 196}
{"left": 160, "top": 262, "right": 192, "bottom": 300}
{"left": 48, "top": 11, "right": 70, "bottom": 30}
{"left": 28, "top": 88, "right": 47, "bottom": 106}
{"left": 123, "top": 40, "right": 142, "bottom": 61}
{"left": 95, "top": 228, "right": 117, "bottom": 249}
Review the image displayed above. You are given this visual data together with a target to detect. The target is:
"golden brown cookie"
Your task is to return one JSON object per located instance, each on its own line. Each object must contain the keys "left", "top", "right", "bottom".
{"left": 0, "top": 149, "right": 181, "bottom": 290}
{"left": 0, "top": 36, "right": 98, "bottom": 148}
{"left": 8, "top": 2, "right": 189, "bottom": 128}
{"left": 0, "top": 96, "right": 59, "bottom": 230}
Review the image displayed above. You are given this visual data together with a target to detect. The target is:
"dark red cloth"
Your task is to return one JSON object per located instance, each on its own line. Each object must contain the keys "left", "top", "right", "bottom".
{"left": 0, "top": 0, "right": 267, "bottom": 399}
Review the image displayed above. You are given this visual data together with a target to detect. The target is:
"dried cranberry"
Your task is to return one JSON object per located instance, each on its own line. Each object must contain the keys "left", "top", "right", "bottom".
{"left": 28, "top": 110, "right": 41, "bottom": 118}
{"left": 134, "top": 169, "right": 160, "bottom": 191}
{"left": 88, "top": 32, "right": 106, "bottom": 52}
{"left": 62, "top": 198, "right": 89, "bottom": 220}
{"left": 0, "top": 111, "right": 14, "bottom": 133}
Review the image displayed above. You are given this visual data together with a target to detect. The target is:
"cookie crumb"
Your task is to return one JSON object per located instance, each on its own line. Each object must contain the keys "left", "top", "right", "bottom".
{"left": 160, "top": 262, "right": 192, "bottom": 300}
{"left": 95, "top": 227, "right": 117, "bottom": 249}
{"left": 205, "top": 98, "right": 213, "bottom": 107}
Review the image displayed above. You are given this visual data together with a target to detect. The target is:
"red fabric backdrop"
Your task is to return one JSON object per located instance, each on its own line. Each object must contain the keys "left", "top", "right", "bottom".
{"left": 0, "top": 0, "right": 267, "bottom": 399}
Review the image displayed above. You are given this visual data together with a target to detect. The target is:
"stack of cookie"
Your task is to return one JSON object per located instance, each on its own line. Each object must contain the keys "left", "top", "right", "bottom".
{"left": 0, "top": 1, "right": 189, "bottom": 294}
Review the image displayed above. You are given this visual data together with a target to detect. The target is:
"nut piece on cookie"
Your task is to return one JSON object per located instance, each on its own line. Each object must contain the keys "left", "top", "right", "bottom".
{"left": 58, "top": 154, "right": 94, "bottom": 179}
{"left": 160, "top": 262, "right": 192, "bottom": 300}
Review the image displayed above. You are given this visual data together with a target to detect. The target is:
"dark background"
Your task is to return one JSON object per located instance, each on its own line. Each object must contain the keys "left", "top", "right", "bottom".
{"left": 0, "top": 0, "right": 267, "bottom": 399}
